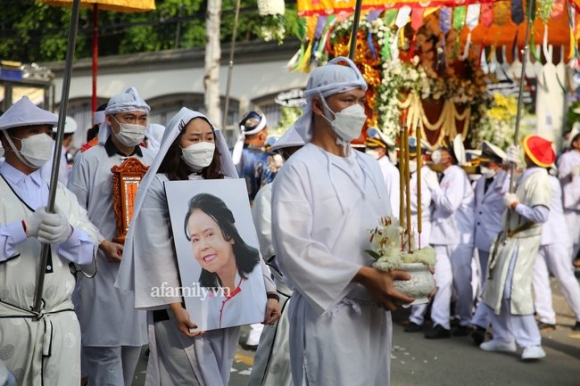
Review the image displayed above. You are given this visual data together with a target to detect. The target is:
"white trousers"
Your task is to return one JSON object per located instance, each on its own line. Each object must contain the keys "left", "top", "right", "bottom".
{"left": 564, "top": 209, "right": 580, "bottom": 260}
{"left": 247, "top": 323, "right": 265, "bottom": 346}
{"left": 84, "top": 345, "right": 142, "bottom": 386}
{"left": 471, "top": 250, "right": 492, "bottom": 328}
{"left": 429, "top": 244, "right": 474, "bottom": 328}
{"left": 486, "top": 300, "right": 541, "bottom": 348}
{"left": 533, "top": 243, "right": 580, "bottom": 324}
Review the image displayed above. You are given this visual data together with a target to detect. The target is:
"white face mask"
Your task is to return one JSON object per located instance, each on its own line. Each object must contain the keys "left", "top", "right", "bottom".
{"left": 408, "top": 160, "right": 417, "bottom": 173}
{"left": 321, "top": 98, "right": 367, "bottom": 142}
{"left": 365, "top": 149, "right": 380, "bottom": 160}
{"left": 112, "top": 117, "right": 147, "bottom": 147}
{"left": 6, "top": 133, "right": 53, "bottom": 168}
{"left": 181, "top": 142, "right": 216, "bottom": 170}
{"left": 480, "top": 166, "right": 496, "bottom": 179}
{"left": 431, "top": 150, "right": 442, "bottom": 164}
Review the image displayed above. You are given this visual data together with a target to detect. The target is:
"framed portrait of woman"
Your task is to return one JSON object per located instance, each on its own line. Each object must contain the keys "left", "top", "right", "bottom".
{"left": 165, "top": 179, "right": 268, "bottom": 331}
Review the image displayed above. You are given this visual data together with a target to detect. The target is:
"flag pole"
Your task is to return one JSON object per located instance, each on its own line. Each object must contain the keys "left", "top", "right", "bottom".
{"left": 508, "top": 0, "right": 535, "bottom": 193}
{"left": 33, "top": 0, "right": 81, "bottom": 313}
{"left": 349, "top": 0, "right": 364, "bottom": 60}
{"left": 222, "top": 0, "right": 242, "bottom": 130}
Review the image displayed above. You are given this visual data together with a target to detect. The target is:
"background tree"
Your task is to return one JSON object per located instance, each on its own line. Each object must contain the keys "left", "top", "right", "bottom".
{"left": 0, "top": 0, "right": 299, "bottom": 63}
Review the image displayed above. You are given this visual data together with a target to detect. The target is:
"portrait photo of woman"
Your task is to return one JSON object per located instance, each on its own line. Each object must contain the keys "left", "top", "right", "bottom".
{"left": 184, "top": 192, "right": 267, "bottom": 329}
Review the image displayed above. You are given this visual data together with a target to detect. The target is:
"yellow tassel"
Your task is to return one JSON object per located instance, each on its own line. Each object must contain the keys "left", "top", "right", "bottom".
{"left": 298, "top": 40, "right": 313, "bottom": 73}
{"left": 569, "top": 27, "right": 576, "bottom": 59}
{"left": 399, "top": 27, "right": 405, "bottom": 47}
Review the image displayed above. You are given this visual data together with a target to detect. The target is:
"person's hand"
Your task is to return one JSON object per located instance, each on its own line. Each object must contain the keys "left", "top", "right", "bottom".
{"left": 503, "top": 192, "right": 518, "bottom": 209}
{"left": 506, "top": 145, "right": 520, "bottom": 165}
{"left": 38, "top": 207, "right": 72, "bottom": 244}
{"left": 24, "top": 208, "right": 46, "bottom": 239}
{"left": 354, "top": 266, "right": 415, "bottom": 310}
{"left": 263, "top": 297, "right": 281, "bottom": 325}
{"left": 170, "top": 303, "right": 204, "bottom": 338}
{"left": 424, "top": 171, "right": 439, "bottom": 191}
{"left": 99, "top": 239, "right": 124, "bottom": 263}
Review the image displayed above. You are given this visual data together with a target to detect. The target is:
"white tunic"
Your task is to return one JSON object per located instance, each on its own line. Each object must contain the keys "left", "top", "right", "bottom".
{"left": 474, "top": 169, "right": 509, "bottom": 252}
{"left": 272, "top": 143, "right": 392, "bottom": 386}
{"left": 540, "top": 175, "right": 570, "bottom": 247}
{"left": 409, "top": 166, "right": 433, "bottom": 248}
{"left": 0, "top": 164, "right": 99, "bottom": 386}
{"left": 67, "top": 142, "right": 154, "bottom": 347}
{"left": 557, "top": 150, "right": 580, "bottom": 210}
{"left": 378, "top": 156, "right": 400, "bottom": 218}
{"left": 429, "top": 165, "right": 475, "bottom": 246}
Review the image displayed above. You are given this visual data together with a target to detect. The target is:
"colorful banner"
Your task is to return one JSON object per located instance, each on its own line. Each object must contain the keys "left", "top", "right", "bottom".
{"left": 298, "top": 0, "right": 580, "bottom": 17}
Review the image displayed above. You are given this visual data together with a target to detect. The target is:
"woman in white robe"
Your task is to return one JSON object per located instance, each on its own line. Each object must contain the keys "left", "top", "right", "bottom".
{"left": 116, "top": 108, "right": 279, "bottom": 386}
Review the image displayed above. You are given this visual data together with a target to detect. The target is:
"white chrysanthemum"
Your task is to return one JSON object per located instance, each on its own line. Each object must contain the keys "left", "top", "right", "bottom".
{"left": 258, "top": 0, "right": 285, "bottom": 15}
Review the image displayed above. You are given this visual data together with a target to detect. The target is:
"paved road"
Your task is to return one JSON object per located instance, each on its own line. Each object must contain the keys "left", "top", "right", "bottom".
{"left": 132, "top": 275, "right": 580, "bottom": 386}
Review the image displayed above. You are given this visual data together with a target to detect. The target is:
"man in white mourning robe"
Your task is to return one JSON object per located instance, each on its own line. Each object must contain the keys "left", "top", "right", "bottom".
{"left": 365, "top": 134, "right": 400, "bottom": 215}
{"left": 557, "top": 130, "right": 580, "bottom": 268}
{"left": 68, "top": 87, "right": 154, "bottom": 386}
{"left": 0, "top": 97, "right": 98, "bottom": 386}
{"left": 424, "top": 135, "right": 475, "bottom": 338}
{"left": 481, "top": 135, "right": 553, "bottom": 361}
{"left": 532, "top": 172, "right": 580, "bottom": 331}
{"left": 271, "top": 57, "right": 413, "bottom": 386}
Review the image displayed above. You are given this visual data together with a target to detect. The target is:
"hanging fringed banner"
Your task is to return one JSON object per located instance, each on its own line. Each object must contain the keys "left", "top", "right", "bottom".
{"left": 440, "top": 7, "right": 452, "bottom": 34}
{"left": 452, "top": 6, "right": 466, "bottom": 31}
{"left": 392, "top": 6, "right": 412, "bottom": 63}
{"left": 511, "top": 0, "right": 524, "bottom": 25}
{"left": 493, "top": 1, "right": 510, "bottom": 26}
{"left": 552, "top": 0, "right": 565, "bottom": 19}
{"left": 538, "top": 0, "right": 556, "bottom": 22}
{"left": 460, "top": 4, "right": 480, "bottom": 60}
{"left": 411, "top": 7, "right": 424, "bottom": 31}
{"left": 481, "top": 3, "right": 494, "bottom": 27}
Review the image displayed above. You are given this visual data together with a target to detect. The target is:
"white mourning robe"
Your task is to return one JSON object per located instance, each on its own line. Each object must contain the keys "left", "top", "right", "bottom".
{"left": 483, "top": 168, "right": 551, "bottom": 315}
{"left": 557, "top": 150, "right": 580, "bottom": 257}
{"left": 0, "top": 163, "right": 98, "bottom": 386}
{"left": 272, "top": 143, "right": 392, "bottom": 386}
{"left": 378, "top": 155, "right": 400, "bottom": 218}
{"left": 430, "top": 164, "right": 475, "bottom": 246}
{"left": 127, "top": 174, "right": 275, "bottom": 386}
{"left": 67, "top": 142, "right": 154, "bottom": 347}
{"left": 409, "top": 166, "right": 433, "bottom": 247}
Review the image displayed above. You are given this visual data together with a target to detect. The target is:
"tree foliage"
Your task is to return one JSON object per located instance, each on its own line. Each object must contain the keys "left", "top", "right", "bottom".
{"left": 0, "top": 0, "right": 298, "bottom": 63}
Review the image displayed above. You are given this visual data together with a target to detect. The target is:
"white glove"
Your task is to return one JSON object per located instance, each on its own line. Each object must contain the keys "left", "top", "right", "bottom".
{"left": 503, "top": 192, "right": 518, "bottom": 209}
{"left": 506, "top": 145, "right": 520, "bottom": 165}
{"left": 424, "top": 171, "right": 439, "bottom": 191}
{"left": 37, "top": 208, "right": 72, "bottom": 244}
{"left": 24, "top": 207, "right": 47, "bottom": 238}
{"left": 571, "top": 165, "right": 580, "bottom": 177}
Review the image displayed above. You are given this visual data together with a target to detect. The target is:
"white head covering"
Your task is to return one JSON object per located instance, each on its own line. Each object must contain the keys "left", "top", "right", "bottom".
{"left": 97, "top": 87, "right": 151, "bottom": 144}
{"left": 481, "top": 140, "right": 506, "bottom": 163}
{"left": 145, "top": 123, "right": 166, "bottom": 153}
{"left": 116, "top": 107, "right": 238, "bottom": 292}
{"left": 270, "top": 125, "right": 305, "bottom": 153}
{"left": 294, "top": 56, "right": 368, "bottom": 142}
{"left": 52, "top": 116, "right": 77, "bottom": 134}
{"left": 0, "top": 96, "right": 58, "bottom": 131}
{"left": 232, "top": 111, "right": 268, "bottom": 166}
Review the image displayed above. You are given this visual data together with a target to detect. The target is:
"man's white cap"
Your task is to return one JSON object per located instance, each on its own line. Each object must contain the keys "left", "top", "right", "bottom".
{"left": 98, "top": 87, "right": 150, "bottom": 144}
{"left": 0, "top": 96, "right": 57, "bottom": 131}
{"left": 294, "top": 56, "right": 368, "bottom": 142}
{"left": 52, "top": 116, "right": 77, "bottom": 134}
{"left": 481, "top": 140, "right": 506, "bottom": 163}
{"left": 270, "top": 125, "right": 305, "bottom": 153}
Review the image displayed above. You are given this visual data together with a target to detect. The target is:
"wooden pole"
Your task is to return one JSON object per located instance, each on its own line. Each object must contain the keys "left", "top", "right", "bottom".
{"left": 405, "top": 126, "right": 412, "bottom": 252}
{"left": 416, "top": 126, "right": 422, "bottom": 248}
{"left": 399, "top": 123, "right": 406, "bottom": 227}
{"left": 349, "top": 0, "right": 364, "bottom": 60}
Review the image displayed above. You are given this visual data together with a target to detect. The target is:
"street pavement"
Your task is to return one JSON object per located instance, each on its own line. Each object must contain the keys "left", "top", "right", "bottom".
{"left": 132, "top": 274, "right": 580, "bottom": 386}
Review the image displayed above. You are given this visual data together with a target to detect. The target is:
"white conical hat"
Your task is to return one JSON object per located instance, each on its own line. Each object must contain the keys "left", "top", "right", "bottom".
{"left": 270, "top": 125, "right": 304, "bottom": 153}
{"left": 0, "top": 96, "right": 57, "bottom": 131}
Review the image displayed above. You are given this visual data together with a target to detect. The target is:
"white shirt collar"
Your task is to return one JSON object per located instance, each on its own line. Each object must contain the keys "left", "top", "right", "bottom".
{"left": 0, "top": 161, "right": 44, "bottom": 188}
